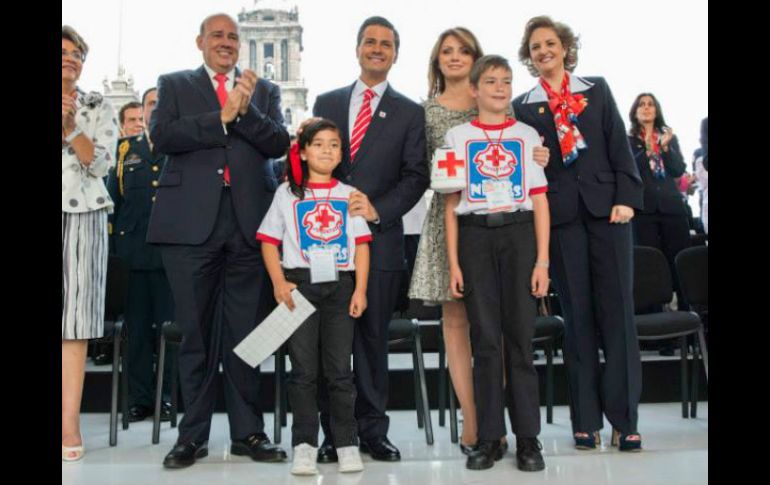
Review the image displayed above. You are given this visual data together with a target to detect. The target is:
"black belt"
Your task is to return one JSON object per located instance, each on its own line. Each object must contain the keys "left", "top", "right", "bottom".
{"left": 459, "top": 211, "right": 533, "bottom": 228}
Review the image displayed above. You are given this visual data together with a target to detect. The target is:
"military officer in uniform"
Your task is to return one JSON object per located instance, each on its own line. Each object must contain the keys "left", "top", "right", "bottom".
{"left": 107, "top": 89, "right": 175, "bottom": 422}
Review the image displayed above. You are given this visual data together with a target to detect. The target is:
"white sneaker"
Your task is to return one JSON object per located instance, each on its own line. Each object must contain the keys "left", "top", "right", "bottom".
{"left": 337, "top": 446, "right": 364, "bottom": 473}
{"left": 291, "top": 443, "right": 318, "bottom": 475}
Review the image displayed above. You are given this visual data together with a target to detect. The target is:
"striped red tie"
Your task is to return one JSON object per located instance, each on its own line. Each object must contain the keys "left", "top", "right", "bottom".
{"left": 349, "top": 89, "right": 375, "bottom": 162}
{"left": 214, "top": 73, "right": 231, "bottom": 185}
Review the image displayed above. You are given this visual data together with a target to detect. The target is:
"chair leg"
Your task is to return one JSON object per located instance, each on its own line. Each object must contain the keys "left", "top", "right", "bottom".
{"left": 274, "top": 348, "right": 282, "bottom": 444}
{"left": 691, "top": 334, "right": 700, "bottom": 418}
{"left": 448, "top": 376, "right": 458, "bottom": 444}
{"left": 438, "top": 327, "right": 446, "bottom": 427}
{"left": 121, "top": 331, "right": 130, "bottom": 431}
{"left": 152, "top": 333, "right": 167, "bottom": 444}
{"left": 170, "top": 345, "right": 178, "bottom": 428}
{"left": 109, "top": 325, "right": 121, "bottom": 446}
{"left": 413, "top": 334, "right": 434, "bottom": 445}
{"left": 697, "top": 326, "right": 708, "bottom": 381}
{"left": 280, "top": 346, "right": 287, "bottom": 428}
{"left": 412, "top": 345, "right": 424, "bottom": 429}
{"left": 679, "top": 336, "right": 688, "bottom": 418}
{"left": 545, "top": 340, "right": 554, "bottom": 424}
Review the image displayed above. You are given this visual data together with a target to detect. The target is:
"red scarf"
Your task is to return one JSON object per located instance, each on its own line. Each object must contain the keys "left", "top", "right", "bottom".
{"left": 640, "top": 127, "right": 665, "bottom": 179}
{"left": 540, "top": 73, "right": 587, "bottom": 165}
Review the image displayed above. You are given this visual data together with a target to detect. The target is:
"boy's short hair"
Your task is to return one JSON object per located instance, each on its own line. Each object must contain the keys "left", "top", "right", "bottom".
{"left": 470, "top": 55, "right": 512, "bottom": 87}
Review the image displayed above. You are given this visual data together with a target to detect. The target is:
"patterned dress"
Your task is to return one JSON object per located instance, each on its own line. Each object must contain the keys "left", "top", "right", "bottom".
{"left": 62, "top": 89, "right": 118, "bottom": 340}
{"left": 408, "top": 98, "right": 477, "bottom": 304}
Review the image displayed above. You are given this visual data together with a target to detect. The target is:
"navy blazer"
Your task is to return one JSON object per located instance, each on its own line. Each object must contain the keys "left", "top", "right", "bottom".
{"left": 313, "top": 83, "right": 429, "bottom": 271}
{"left": 627, "top": 134, "right": 687, "bottom": 216}
{"left": 147, "top": 65, "right": 290, "bottom": 246}
{"left": 513, "top": 76, "right": 643, "bottom": 226}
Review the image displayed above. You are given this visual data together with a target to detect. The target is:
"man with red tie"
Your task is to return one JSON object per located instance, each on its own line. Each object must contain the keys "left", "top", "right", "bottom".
{"left": 312, "top": 16, "right": 430, "bottom": 463}
{"left": 147, "top": 13, "right": 289, "bottom": 469}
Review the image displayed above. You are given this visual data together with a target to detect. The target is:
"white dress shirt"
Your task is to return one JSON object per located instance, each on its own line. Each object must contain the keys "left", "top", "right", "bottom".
{"left": 348, "top": 78, "right": 388, "bottom": 140}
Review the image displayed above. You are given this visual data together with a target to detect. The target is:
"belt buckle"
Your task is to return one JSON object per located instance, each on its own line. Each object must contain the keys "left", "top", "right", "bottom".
{"left": 486, "top": 212, "right": 504, "bottom": 227}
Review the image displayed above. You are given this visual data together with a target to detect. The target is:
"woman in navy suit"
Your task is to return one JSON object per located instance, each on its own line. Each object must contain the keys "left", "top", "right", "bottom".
{"left": 628, "top": 93, "right": 690, "bottom": 310}
{"left": 512, "top": 16, "right": 644, "bottom": 451}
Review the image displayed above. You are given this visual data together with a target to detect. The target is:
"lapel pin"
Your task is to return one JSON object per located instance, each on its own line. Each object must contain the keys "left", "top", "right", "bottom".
{"left": 538, "top": 107, "right": 545, "bottom": 114}
{"left": 379, "top": 111, "right": 387, "bottom": 119}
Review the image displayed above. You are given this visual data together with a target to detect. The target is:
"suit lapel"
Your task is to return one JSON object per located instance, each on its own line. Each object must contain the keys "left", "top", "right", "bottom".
{"left": 192, "top": 65, "right": 222, "bottom": 112}
{"left": 336, "top": 83, "right": 355, "bottom": 175}
{"left": 520, "top": 99, "right": 556, "bottom": 140}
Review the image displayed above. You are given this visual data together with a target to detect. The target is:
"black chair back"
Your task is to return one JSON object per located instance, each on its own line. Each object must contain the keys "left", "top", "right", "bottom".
{"left": 633, "top": 246, "right": 673, "bottom": 311}
{"left": 675, "top": 246, "right": 708, "bottom": 310}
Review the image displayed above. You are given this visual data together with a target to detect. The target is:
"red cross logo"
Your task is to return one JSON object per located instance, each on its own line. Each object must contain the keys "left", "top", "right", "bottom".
{"left": 438, "top": 151, "right": 465, "bottom": 177}
{"left": 485, "top": 148, "right": 505, "bottom": 167}
{"left": 302, "top": 202, "right": 343, "bottom": 243}
{"left": 473, "top": 143, "right": 517, "bottom": 178}
{"left": 316, "top": 207, "right": 334, "bottom": 229}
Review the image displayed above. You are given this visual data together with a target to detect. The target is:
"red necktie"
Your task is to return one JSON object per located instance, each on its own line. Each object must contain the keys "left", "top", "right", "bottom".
{"left": 349, "top": 89, "right": 375, "bottom": 162}
{"left": 214, "top": 73, "right": 231, "bottom": 185}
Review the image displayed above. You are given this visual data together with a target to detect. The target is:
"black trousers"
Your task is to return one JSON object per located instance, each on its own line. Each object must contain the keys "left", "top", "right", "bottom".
{"left": 125, "top": 269, "right": 175, "bottom": 408}
{"left": 550, "top": 199, "right": 642, "bottom": 434}
{"left": 458, "top": 215, "right": 541, "bottom": 441}
{"left": 633, "top": 212, "right": 691, "bottom": 310}
{"left": 284, "top": 269, "right": 357, "bottom": 448}
{"left": 320, "top": 269, "right": 401, "bottom": 442}
{"left": 161, "top": 188, "right": 266, "bottom": 443}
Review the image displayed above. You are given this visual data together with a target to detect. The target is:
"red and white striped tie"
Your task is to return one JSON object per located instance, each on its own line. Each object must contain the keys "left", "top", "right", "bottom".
{"left": 349, "top": 89, "right": 375, "bottom": 162}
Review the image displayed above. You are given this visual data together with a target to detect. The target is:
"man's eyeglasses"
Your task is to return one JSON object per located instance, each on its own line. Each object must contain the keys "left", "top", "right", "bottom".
{"left": 62, "top": 49, "right": 85, "bottom": 62}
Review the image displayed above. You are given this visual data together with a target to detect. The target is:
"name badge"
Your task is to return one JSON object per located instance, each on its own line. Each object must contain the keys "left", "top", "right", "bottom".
{"left": 308, "top": 245, "right": 339, "bottom": 283}
{"left": 483, "top": 179, "right": 514, "bottom": 212}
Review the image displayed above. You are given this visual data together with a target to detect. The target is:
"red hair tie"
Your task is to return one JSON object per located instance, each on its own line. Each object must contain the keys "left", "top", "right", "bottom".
{"left": 289, "top": 142, "right": 302, "bottom": 185}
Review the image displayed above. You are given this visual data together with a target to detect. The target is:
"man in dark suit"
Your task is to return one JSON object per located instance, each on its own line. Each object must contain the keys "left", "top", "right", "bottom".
{"left": 312, "top": 16, "right": 429, "bottom": 462}
{"left": 147, "top": 13, "right": 289, "bottom": 469}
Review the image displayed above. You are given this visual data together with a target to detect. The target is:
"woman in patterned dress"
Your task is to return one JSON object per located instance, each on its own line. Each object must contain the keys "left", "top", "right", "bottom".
{"left": 408, "top": 28, "right": 484, "bottom": 451}
{"left": 62, "top": 25, "right": 119, "bottom": 462}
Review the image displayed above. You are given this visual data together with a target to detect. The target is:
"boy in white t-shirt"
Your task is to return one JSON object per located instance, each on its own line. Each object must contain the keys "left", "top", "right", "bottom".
{"left": 444, "top": 55, "right": 550, "bottom": 472}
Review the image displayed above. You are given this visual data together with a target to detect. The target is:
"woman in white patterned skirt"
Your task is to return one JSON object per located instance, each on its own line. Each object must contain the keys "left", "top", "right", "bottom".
{"left": 62, "top": 25, "right": 119, "bottom": 462}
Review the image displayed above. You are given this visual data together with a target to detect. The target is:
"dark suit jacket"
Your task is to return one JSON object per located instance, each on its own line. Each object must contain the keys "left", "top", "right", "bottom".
{"left": 147, "top": 65, "right": 290, "bottom": 246}
{"left": 513, "top": 76, "right": 643, "bottom": 226}
{"left": 313, "top": 83, "right": 429, "bottom": 271}
{"left": 627, "top": 134, "right": 687, "bottom": 215}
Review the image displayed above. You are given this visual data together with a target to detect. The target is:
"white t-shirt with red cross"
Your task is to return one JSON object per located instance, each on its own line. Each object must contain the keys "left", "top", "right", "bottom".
{"left": 257, "top": 179, "right": 373, "bottom": 270}
{"left": 445, "top": 119, "right": 548, "bottom": 215}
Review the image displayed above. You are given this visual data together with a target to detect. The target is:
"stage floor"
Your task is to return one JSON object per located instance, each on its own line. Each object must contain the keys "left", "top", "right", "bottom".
{"left": 63, "top": 403, "right": 707, "bottom": 484}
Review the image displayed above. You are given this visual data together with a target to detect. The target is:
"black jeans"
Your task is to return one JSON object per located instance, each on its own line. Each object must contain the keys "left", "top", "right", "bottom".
{"left": 284, "top": 268, "right": 358, "bottom": 447}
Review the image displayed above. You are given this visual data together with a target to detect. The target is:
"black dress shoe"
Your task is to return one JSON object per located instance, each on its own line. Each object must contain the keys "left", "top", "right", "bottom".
{"left": 163, "top": 440, "right": 208, "bottom": 469}
{"left": 127, "top": 405, "right": 153, "bottom": 423}
{"left": 159, "top": 402, "right": 173, "bottom": 422}
{"left": 466, "top": 440, "right": 503, "bottom": 470}
{"left": 230, "top": 433, "right": 287, "bottom": 462}
{"left": 516, "top": 437, "right": 545, "bottom": 472}
{"left": 316, "top": 439, "right": 338, "bottom": 463}
{"left": 359, "top": 436, "right": 401, "bottom": 461}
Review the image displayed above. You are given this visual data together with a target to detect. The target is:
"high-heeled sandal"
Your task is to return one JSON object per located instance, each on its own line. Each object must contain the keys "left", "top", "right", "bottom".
{"left": 611, "top": 429, "right": 642, "bottom": 452}
{"left": 574, "top": 431, "right": 601, "bottom": 450}
{"left": 62, "top": 444, "right": 84, "bottom": 462}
